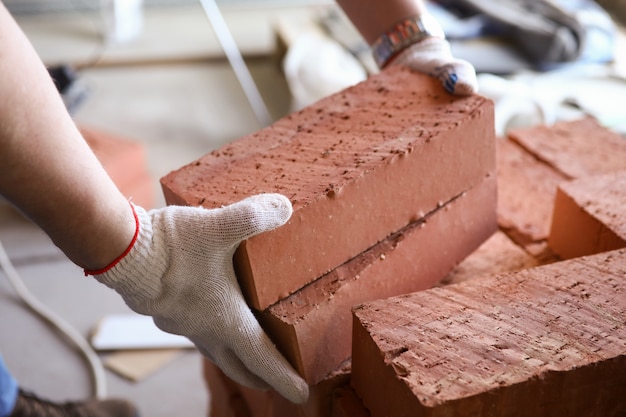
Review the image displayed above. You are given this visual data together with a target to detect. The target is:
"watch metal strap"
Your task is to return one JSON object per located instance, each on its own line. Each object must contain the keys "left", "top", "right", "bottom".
{"left": 371, "top": 15, "right": 443, "bottom": 68}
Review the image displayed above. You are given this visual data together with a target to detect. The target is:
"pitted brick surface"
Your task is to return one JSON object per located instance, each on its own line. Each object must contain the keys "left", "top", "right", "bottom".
{"left": 261, "top": 176, "right": 496, "bottom": 384}
{"left": 203, "top": 359, "right": 254, "bottom": 417}
{"left": 203, "top": 358, "right": 351, "bottom": 417}
{"left": 332, "top": 386, "right": 370, "bottom": 417}
{"left": 549, "top": 172, "right": 626, "bottom": 259}
{"left": 161, "top": 67, "right": 495, "bottom": 310}
{"left": 352, "top": 249, "right": 626, "bottom": 417}
{"left": 508, "top": 117, "right": 626, "bottom": 179}
{"left": 496, "top": 137, "right": 567, "bottom": 246}
{"left": 440, "top": 230, "right": 538, "bottom": 286}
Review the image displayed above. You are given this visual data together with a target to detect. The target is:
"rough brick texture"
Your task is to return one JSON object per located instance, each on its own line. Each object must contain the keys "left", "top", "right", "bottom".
{"left": 549, "top": 172, "right": 626, "bottom": 260}
{"left": 260, "top": 175, "right": 496, "bottom": 384}
{"left": 351, "top": 249, "right": 626, "bottom": 417}
{"left": 126, "top": 175, "right": 156, "bottom": 210}
{"left": 440, "top": 230, "right": 539, "bottom": 286}
{"left": 203, "top": 359, "right": 255, "bottom": 417}
{"left": 509, "top": 117, "right": 626, "bottom": 179}
{"left": 80, "top": 125, "right": 155, "bottom": 209}
{"left": 271, "top": 359, "right": 351, "bottom": 417}
{"left": 497, "top": 117, "right": 626, "bottom": 258}
{"left": 161, "top": 67, "right": 495, "bottom": 310}
{"left": 496, "top": 137, "right": 567, "bottom": 247}
{"left": 202, "top": 359, "right": 351, "bottom": 417}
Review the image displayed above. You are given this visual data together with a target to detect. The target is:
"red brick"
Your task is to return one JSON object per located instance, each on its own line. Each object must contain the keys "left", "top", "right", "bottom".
{"left": 203, "top": 360, "right": 252, "bottom": 417}
{"left": 202, "top": 358, "right": 351, "bottom": 417}
{"left": 80, "top": 125, "right": 149, "bottom": 191}
{"left": 351, "top": 249, "right": 626, "bottom": 417}
{"left": 79, "top": 125, "right": 155, "bottom": 209}
{"left": 439, "top": 230, "right": 539, "bottom": 286}
{"left": 549, "top": 172, "right": 626, "bottom": 260}
{"left": 260, "top": 175, "right": 496, "bottom": 384}
{"left": 508, "top": 117, "right": 626, "bottom": 179}
{"left": 238, "top": 382, "right": 275, "bottom": 417}
{"left": 499, "top": 118, "right": 626, "bottom": 261}
{"left": 496, "top": 137, "right": 567, "bottom": 246}
{"left": 271, "top": 359, "right": 351, "bottom": 417}
{"left": 161, "top": 67, "right": 495, "bottom": 310}
{"left": 331, "top": 386, "right": 370, "bottom": 417}
{"left": 125, "top": 174, "right": 156, "bottom": 209}
{"left": 204, "top": 360, "right": 275, "bottom": 417}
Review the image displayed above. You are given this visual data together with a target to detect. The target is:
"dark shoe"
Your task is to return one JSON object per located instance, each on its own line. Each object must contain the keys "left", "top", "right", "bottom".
{"left": 10, "top": 389, "right": 138, "bottom": 417}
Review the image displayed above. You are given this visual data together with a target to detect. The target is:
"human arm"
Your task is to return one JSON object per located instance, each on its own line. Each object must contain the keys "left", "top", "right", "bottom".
{"left": 0, "top": 2, "right": 135, "bottom": 270}
{"left": 0, "top": 3, "right": 308, "bottom": 403}
{"left": 337, "top": 0, "right": 478, "bottom": 95}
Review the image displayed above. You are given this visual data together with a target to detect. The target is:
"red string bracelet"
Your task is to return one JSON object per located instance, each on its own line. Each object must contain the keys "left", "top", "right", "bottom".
{"left": 84, "top": 202, "right": 140, "bottom": 276}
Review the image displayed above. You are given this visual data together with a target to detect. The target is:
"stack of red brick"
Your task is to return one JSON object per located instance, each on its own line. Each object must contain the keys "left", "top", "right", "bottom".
{"left": 347, "top": 117, "right": 626, "bottom": 417}
{"left": 160, "top": 67, "right": 626, "bottom": 416}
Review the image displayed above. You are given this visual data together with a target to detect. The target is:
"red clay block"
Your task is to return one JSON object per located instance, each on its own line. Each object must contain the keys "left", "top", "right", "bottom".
{"left": 238, "top": 383, "right": 274, "bottom": 417}
{"left": 125, "top": 174, "right": 156, "bottom": 210}
{"left": 549, "top": 172, "right": 626, "bottom": 260}
{"left": 203, "top": 358, "right": 351, "bottom": 417}
{"left": 332, "top": 386, "right": 370, "bottom": 417}
{"left": 161, "top": 67, "right": 495, "bottom": 310}
{"left": 79, "top": 125, "right": 150, "bottom": 190}
{"left": 203, "top": 360, "right": 253, "bottom": 417}
{"left": 260, "top": 175, "right": 496, "bottom": 384}
{"left": 496, "top": 137, "right": 568, "bottom": 246}
{"left": 204, "top": 359, "right": 277, "bottom": 417}
{"left": 271, "top": 359, "right": 351, "bottom": 417}
{"left": 351, "top": 249, "right": 626, "bottom": 417}
{"left": 508, "top": 117, "right": 626, "bottom": 179}
{"left": 79, "top": 125, "right": 155, "bottom": 208}
{"left": 440, "top": 230, "right": 539, "bottom": 286}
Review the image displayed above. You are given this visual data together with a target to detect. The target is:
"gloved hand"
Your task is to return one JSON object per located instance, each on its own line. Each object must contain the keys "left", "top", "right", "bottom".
{"left": 89, "top": 193, "right": 309, "bottom": 404}
{"left": 390, "top": 36, "right": 478, "bottom": 96}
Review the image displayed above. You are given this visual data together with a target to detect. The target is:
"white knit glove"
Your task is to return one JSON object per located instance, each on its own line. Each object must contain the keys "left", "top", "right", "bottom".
{"left": 90, "top": 194, "right": 309, "bottom": 404}
{"left": 390, "top": 36, "right": 478, "bottom": 96}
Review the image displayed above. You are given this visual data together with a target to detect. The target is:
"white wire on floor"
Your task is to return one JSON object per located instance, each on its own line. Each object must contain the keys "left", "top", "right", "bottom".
{"left": 0, "top": 238, "right": 107, "bottom": 399}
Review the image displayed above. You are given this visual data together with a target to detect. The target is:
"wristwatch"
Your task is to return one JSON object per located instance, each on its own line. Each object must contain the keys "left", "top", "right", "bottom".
{"left": 371, "top": 14, "right": 444, "bottom": 68}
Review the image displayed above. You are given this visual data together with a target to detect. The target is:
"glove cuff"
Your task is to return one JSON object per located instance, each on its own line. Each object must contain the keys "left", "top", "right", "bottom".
{"left": 89, "top": 204, "right": 170, "bottom": 313}
{"left": 84, "top": 201, "right": 140, "bottom": 276}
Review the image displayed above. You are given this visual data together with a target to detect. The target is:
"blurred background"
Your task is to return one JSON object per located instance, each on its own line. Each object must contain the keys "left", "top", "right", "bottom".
{"left": 0, "top": 1, "right": 624, "bottom": 417}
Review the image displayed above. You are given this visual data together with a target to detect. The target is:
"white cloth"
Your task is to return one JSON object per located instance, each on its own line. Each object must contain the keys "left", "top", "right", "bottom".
{"left": 390, "top": 36, "right": 478, "bottom": 96}
{"left": 93, "top": 194, "right": 308, "bottom": 404}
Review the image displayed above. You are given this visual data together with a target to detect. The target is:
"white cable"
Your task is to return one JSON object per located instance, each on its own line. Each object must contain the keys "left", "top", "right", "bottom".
{"left": 199, "top": 0, "right": 273, "bottom": 127}
{"left": 0, "top": 238, "right": 107, "bottom": 399}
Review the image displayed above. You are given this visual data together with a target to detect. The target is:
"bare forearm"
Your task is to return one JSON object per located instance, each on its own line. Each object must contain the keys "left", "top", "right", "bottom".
{"left": 0, "top": 3, "right": 135, "bottom": 270}
{"left": 337, "top": 0, "right": 427, "bottom": 44}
